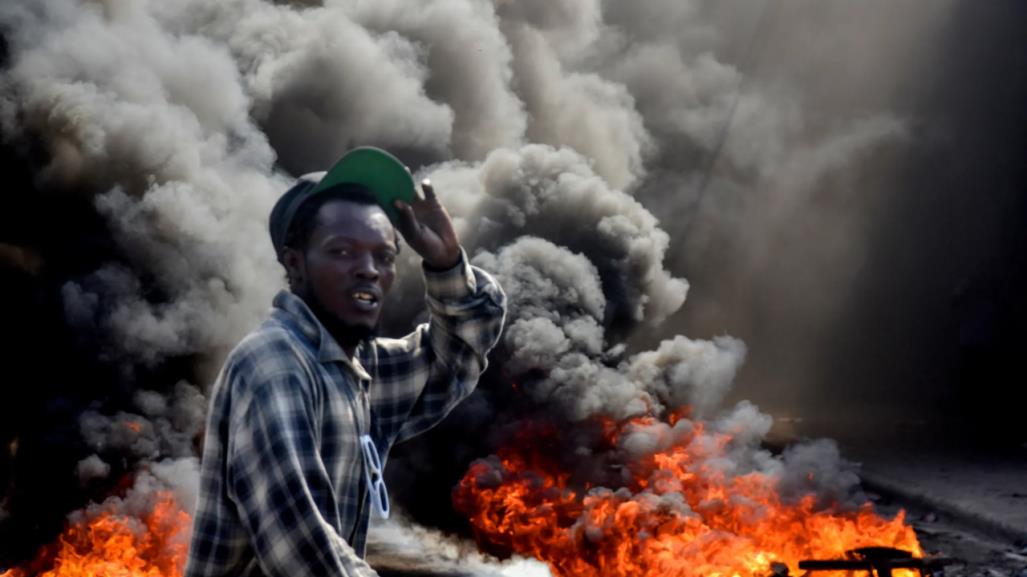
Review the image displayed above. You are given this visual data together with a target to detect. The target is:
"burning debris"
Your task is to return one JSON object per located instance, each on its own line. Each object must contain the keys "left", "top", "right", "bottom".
{"left": 0, "top": 472, "right": 191, "bottom": 577}
{"left": 452, "top": 410, "right": 921, "bottom": 577}
{"left": 796, "top": 546, "right": 958, "bottom": 577}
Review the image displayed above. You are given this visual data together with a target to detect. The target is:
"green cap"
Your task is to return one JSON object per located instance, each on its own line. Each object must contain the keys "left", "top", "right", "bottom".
{"left": 310, "top": 146, "right": 417, "bottom": 224}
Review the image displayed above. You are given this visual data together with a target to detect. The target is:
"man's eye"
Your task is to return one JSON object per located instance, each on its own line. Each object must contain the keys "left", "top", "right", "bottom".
{"left": 329, "top": 248, "right": 351, "bottom": 257}
{"left": 378, "top": 253, "right": 396, "bottom": 265}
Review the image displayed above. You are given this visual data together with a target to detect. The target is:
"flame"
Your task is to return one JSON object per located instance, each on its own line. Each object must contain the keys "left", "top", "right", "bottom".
{"left": 1, "top": 491, "right": 190, "bottom": 577}
{"left": 454, "top": 412, "right": 922, "bottom": 577}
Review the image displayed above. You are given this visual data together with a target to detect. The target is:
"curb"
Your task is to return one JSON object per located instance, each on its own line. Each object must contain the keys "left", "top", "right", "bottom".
{"left": 860, "top": 470, "right": 1027, "bottom": 547}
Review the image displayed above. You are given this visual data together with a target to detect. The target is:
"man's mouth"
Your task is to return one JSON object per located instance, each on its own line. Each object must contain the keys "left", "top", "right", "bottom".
{"left": 351, "top": 289, "right": 380, "bottom": 312}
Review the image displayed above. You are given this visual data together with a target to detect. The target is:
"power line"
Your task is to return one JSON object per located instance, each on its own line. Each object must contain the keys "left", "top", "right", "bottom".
{"left": 680, "top": 0, "right": 780, "bottom": 237}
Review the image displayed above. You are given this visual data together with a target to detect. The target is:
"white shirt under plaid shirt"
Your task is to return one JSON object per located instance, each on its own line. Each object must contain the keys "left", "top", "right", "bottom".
{"left": 185, "top": 253, "right": 506, "bottom": 577}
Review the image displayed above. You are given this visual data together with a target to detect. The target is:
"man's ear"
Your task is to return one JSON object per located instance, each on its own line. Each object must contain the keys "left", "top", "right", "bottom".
{"left": 283, "top": 247, "right": 306, "bottom": 290}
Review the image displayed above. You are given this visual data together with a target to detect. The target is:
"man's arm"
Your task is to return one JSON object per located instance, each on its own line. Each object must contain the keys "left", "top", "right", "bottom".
{"left": 365, "top": 180, "right": 506, "bottom": 444}
{"left": 368, "top": 250, "right": 506, "bottom": 444}
{"left": 227, "top": 371, "right": 378, "bottom": 577}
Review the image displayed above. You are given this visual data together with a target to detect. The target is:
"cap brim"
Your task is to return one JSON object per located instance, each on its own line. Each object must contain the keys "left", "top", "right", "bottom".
{"left": 310, "top": 147, "right": 417, "bottom": 223}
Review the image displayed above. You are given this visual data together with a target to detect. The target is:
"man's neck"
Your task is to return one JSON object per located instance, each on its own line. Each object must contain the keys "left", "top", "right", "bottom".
{"left": 323, "top": 323, "right": 360, "bottom": 359}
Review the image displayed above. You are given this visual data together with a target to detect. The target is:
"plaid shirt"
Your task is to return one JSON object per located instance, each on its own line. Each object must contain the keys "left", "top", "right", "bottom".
{"left": 185, "top": 254, "right": 506, "bottom": 577}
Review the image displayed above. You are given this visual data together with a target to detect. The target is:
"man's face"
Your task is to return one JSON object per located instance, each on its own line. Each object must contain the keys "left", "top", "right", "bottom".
{"left": 287, "top": 199, "right": 398, "bottom": 335}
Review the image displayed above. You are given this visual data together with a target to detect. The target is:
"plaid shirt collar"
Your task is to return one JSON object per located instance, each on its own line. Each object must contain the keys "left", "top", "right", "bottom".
{"left": 271, "top": 289, "right": 372, "bottom": 383}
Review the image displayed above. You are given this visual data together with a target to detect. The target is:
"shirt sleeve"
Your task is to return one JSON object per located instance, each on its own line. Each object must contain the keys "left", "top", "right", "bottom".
{"left": 226, "top": 370, "right": 378, "bottom": 577}
{"left": 369, "top": 249, "right": 507, "bottom": 445}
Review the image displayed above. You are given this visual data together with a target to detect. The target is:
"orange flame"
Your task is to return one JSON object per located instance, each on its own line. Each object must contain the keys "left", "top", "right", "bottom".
{"left": 1, "top": 491, "right": 190, "bottom": 577}
{"left": 454, "top": 413, "right": 922, "bottom": 577}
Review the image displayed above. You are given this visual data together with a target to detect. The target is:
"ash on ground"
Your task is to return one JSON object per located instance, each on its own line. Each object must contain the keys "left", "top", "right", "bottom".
{"left": 366, "top": 513, "right": 552, "bottom": 577}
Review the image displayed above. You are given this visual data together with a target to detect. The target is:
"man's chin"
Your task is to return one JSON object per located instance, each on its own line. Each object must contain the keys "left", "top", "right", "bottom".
{"left": 306, "top": 298, "right": 380, "bottom": 345}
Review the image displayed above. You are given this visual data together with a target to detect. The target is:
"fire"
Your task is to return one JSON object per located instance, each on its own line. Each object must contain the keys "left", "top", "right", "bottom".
{"left": 454, "top": 412, "right": 922, "bottom": 577}
{"left": 1, "top": 491, "right": 190, "bottom": 577}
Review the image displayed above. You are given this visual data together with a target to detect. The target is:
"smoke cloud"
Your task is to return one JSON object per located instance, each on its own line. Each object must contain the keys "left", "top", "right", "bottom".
{"left": 4, "top": 0, "right": 1007, "bottom": 573}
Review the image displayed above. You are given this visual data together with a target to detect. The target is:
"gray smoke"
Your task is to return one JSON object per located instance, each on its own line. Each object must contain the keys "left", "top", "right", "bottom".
{"left": 2, "top": 0, "right": 287, "bottom": 374}
{"left": 430, "top": 144, "right": 688, "bottom": 326}
{"left": 0, "top": 0, "right": 941, "bottom": 571}
{"left": 623, "top": 0, "right": 959, "bottom": 422}
{"left": 77, "top": 381, "right": 206, "bottom": 465}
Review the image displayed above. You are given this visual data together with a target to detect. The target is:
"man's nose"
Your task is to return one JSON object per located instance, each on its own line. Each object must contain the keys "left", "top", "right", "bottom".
{"left": 353, "top": 252, "right": 379, "bottom": 279}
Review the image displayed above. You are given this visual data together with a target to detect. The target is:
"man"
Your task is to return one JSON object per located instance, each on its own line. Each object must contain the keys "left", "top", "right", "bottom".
{"left": 185, "top": 147, "right": 507, "bottom": 577}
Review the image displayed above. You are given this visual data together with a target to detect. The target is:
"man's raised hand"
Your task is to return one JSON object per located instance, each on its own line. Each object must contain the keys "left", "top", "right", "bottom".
{"left": 393, "top": 179, "right": 462, "bottom": 270}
